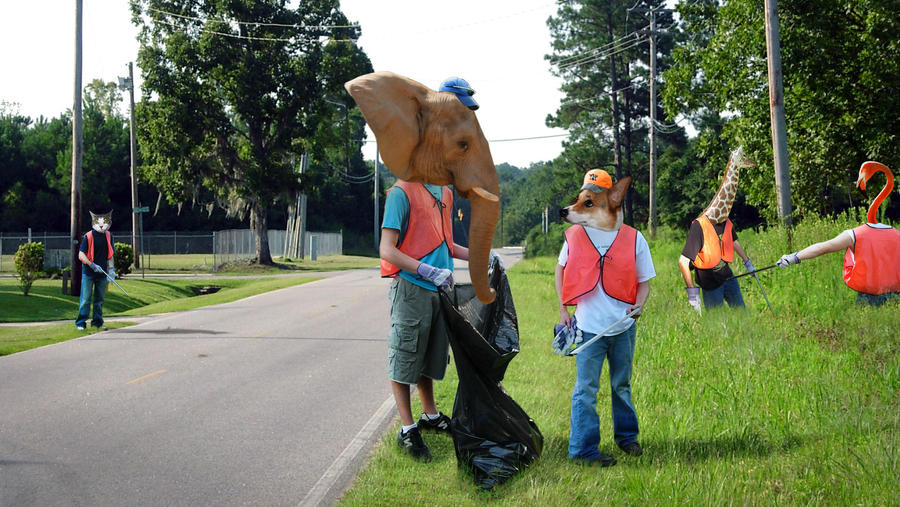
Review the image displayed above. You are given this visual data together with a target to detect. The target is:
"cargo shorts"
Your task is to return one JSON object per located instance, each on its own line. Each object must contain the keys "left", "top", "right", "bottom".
{"left": 387, "top": 277, "right": 450, "bottom": 385}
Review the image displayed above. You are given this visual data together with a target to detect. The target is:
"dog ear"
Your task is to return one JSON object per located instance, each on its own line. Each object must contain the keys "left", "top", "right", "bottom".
{"left": 607, "top": 176, "right": 631, "bottom": 208}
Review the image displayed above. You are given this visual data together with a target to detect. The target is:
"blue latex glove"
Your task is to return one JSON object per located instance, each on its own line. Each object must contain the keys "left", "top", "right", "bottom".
{"left": 88, "top": 262, "right": 101, "bottom": 273}
{"left": 108, "top": 266, "right": 116, "bottom": 279}
{"left": 416, "top": 262, "right": 454, "bottom": 289}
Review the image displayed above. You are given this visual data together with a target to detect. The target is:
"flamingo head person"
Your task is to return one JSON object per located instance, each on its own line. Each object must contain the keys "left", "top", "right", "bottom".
{"left": 857, "top": 161, "right": 895, "bottom": 224}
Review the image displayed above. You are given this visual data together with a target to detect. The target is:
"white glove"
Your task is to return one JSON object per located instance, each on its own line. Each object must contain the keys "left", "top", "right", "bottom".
{"left": 417, "top": 262, "right": 454, "bottom": 289}
{"left": 776, "top": 252, "right": 801, "bottom": 267}
{"left": 686, "top": 287, "right": 702, "bottom": 314}
{"left": 743, "top": 258, "right": 755, "bottom": 273}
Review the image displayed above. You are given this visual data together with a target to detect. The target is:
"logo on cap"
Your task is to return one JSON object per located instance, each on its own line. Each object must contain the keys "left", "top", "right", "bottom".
{"left": 581, "top": 169, "right": 612, "bottom": 191}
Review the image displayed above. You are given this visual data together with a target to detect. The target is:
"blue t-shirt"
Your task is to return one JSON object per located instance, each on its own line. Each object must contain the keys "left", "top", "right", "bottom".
{"left": 381, "top": 184, "right": 453, "bottom": 291}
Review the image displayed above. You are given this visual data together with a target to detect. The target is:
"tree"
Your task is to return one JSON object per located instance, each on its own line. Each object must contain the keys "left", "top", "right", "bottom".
{"left": 663, "top": 0, "right": 900, "bottom": 221}
{"left": 132, "top": 0, "right": 372, "bottom": 264}
{"left": 546, "top": 0, "right": 677, "bottom": 226}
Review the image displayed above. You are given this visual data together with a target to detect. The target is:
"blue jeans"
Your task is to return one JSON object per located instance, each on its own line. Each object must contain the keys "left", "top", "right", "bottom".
{"left": 569, "top": 323, "right": 638, "bottom": 459}
{"left": 701, "top": 277, "right": 745, "bottom": 309}
{"left": 75, "top": 273, "right": 107, "bottom": 328}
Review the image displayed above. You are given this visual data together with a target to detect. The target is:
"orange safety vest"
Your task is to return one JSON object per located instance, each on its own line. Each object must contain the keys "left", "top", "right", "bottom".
{"left": 380, "top": 182, "right": 454, "bottom": 278}
{"left": 561, "top": 224, "right": 638, "bottom": 305}
{"left": 692, "top": 216, "right": 734, "bottom": 269}
{"left": 85, "top": 230, "right": 113, "bottom": 263}
{"left": 842, "top": 224, "right": 900, "bottom": 295}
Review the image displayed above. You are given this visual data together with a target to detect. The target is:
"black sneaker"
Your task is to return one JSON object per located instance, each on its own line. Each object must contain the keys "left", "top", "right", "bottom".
{"left": 397, "top": 426, "right": 432, "bottom": 462}
{"left": 619, "top": 442, "right": 643, "bottom": 456}
{"left": 571, "top": 452, "right": 617, "bottom": 467}
{"left": 417, "top": 412, "right": 451, "bottom": 433}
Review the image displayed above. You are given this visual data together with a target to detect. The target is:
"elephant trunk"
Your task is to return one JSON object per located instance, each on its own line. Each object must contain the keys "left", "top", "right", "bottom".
{"left": 468, "top": 194, "right": 500, "bottom": 304}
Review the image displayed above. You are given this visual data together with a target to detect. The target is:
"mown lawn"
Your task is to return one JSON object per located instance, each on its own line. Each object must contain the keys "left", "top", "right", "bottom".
{"left": 340, "top": 215, "right": 899, "bottom": 505}
{"left": 0, "top": 276, "right": 322, "bottom": 323}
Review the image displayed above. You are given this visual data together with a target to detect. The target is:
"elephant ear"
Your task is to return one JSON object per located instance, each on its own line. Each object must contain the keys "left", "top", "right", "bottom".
{"left": 344, "top": 72, "right": 429, "bottom": 182}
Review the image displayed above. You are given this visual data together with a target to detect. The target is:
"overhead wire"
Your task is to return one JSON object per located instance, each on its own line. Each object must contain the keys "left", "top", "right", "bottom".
{"left": 146, "top": 6, "right": 360, "bottom": 29}
{"left": 151, "top": 18, "right": 358, "bottom": 43}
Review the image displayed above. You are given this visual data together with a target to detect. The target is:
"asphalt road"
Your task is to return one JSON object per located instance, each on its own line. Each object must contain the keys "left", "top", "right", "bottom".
{"left": 0, "top": 247, "right": 523, "bottom": 506}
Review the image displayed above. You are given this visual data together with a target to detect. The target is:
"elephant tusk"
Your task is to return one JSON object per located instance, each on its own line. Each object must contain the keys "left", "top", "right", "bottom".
{"left": 472, "top": 186, "right": 500, "bottom": 202}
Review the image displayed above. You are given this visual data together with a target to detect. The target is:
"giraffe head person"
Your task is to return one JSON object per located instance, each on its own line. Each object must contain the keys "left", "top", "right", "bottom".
{"left": 700, "top": 146, "right": 755, "bottom": 223}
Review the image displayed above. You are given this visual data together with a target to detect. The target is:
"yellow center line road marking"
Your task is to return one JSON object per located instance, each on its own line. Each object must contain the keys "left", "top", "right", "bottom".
{"left": 126, "top": 370, "right": 167, "bottom": 385}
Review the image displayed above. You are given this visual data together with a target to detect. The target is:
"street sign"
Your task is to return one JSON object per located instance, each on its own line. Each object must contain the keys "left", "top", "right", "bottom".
{"left": 133, "top": 206, "right": 150, "bottom": 213}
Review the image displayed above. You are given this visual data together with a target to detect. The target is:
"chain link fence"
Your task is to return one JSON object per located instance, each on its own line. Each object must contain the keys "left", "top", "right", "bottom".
{"left": 0, "top": 229, "right": 342, "bottom": 272}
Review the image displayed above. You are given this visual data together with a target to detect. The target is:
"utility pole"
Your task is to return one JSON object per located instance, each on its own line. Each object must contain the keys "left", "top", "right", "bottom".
{"left": 70, "top": 0, "right": 83, "bottom": 297}
{"left": 648, "top": 7, "right": 658, "bottom": 239}
{"left": 374, "top": 145, "right": 380, "bottom": 252}
{"left": 630, "top": 3, "right": 671, "bottom": 239}
{"left": 764, "top": 0, "right": 793, "bottom": 227}
{"left": 119, "top": 62, "right": 140, "bottom": 268}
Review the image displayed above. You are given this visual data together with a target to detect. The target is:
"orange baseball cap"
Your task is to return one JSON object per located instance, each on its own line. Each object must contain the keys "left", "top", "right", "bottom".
{"left": 581, "top": 169, "right": 612, "bottom": 191}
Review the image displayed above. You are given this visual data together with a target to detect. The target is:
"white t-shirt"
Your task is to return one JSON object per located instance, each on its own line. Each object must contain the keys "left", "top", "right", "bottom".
{"left": 558, "top": 226, "right": 656, "bottom": 336}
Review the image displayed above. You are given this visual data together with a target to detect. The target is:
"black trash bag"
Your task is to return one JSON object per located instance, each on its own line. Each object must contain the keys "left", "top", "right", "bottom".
{"left": 439, "top": 258, "right": 543, "bottom": 490}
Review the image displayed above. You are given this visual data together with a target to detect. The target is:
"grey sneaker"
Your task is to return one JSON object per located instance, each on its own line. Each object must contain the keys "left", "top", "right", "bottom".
{"left": 397, "top": 426, "right": 432, "bottom": 462}
{"left": 417, "top": 412, "right": 451, "bottom": 433}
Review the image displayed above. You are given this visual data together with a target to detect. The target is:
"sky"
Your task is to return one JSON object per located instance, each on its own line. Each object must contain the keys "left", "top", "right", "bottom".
{"left": 0, "top": 0, "right": 569, "bottom": 169}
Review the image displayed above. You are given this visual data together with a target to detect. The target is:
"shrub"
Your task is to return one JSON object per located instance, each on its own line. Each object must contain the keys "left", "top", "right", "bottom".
{"left": 14, "top": 242, "right": 44, "bottom": 296}
{"left": 113, "top": 242, "right": 134, "bottom": 278}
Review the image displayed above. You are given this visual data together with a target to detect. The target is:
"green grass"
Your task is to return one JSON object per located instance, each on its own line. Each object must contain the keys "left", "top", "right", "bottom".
{"left": 340, "top": 215, "right": 899, "bottom": 505}
{"left": 0, "top": 276, "right": 321, "bottom": 323}
{"left": 1, "top": 253, "right": 378, "bottom": 274}
{"left": 0, "top": 321, "right": 135, "bottom": 356}
{"left": 122, "top": 253, "right": 377, "bottom": 274}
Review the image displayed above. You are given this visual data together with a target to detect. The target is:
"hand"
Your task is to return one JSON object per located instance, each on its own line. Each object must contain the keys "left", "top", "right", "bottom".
{"left": 686, "top": 287, "right": 702, "bottom": 314}
{"left": 743, "top": 258, "right": 755, "bottom": 273}
{"left": 626, "top": 304, "right": 643, "bottom": 319}
{"left": 108, "top": 266, "right": 116, "bottom": 279}
{"left": 416, "top": 262, "right": 454, "bottom": 289}
{"left": 89, "top": 262, "right": 101, "bottom": 273}
{"left": 558, "top": 306, "right": 572, "bottom": 328}
{"left": 777, "top": 252, "right": 800, "bottom": 267}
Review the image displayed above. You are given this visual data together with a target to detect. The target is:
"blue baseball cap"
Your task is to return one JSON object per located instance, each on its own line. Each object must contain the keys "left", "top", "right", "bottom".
{"left": 439, "top": 77, "right": 479, "bottom": 110}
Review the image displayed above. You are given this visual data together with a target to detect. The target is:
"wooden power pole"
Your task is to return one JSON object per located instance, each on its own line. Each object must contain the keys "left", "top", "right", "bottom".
{"left": 125, "top": 62, "right": 140, "bottom": 267}
{"left": 70, "top": 0, "right": 84, "bottom": 296}
{"left": 765, "top": 0, "right": 793, "bottom": 227}
{"left": 647, "top": 7, "right": 658, "bottom": 239}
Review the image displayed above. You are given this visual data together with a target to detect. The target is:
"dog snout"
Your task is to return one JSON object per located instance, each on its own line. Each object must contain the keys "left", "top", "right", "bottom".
{"left": 559, "top": 207, "right": 568, "bottom": 218}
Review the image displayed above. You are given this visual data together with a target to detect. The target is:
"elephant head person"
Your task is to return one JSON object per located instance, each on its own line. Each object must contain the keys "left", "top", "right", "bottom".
{"left": 374, "top": 77, "right": 483, "bottom": 461}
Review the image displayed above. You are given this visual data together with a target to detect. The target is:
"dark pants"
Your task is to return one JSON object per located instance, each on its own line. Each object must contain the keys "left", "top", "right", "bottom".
{"left": 75, "top": 273, "right": 107, "bottom": 328}
{"left": 701, "top": 277, "right": 745, "bottom": 309}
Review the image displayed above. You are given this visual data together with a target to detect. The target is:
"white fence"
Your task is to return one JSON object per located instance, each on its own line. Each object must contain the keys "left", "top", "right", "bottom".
{"left": 0, "top": 229, "right": 342, "bottom": 271}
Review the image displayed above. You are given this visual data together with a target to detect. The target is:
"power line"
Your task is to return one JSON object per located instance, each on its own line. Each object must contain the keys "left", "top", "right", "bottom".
{"left": 556, "top": 37, "right": 647, "bottom": 71}
{"left": 146, "top": 6, "right": 360, "bottom": 29}
{"left": 152, "top": 18, "right": 358, "bottom": 43}
{"left": 551, "top": 31, "right": 642, "bottom": 65}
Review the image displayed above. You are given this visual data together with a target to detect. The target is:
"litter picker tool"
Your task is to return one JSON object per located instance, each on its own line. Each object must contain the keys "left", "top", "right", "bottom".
{"left": 567, "top": 308, "right": 641, "bottom": 356}
{"left": 752, "top": 273, "right": 774, "bottom": 312}
{"left": 94, "top": 265, "right": 129, "bottom": 296}
{"left": 728, "top": 263, "right": 778, "bottom": 281}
